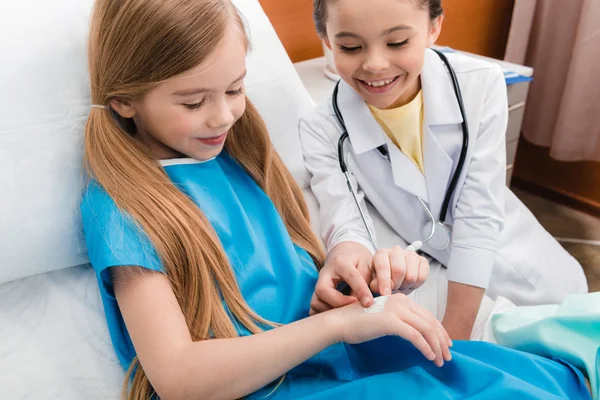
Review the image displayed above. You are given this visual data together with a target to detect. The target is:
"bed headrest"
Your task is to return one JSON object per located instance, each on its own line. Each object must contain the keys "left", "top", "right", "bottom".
{"left": 0, "top": 0, "right": 314, "bottom": 284}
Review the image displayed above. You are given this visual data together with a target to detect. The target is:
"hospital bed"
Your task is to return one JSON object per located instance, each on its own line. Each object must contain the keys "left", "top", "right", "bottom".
{"left": 1, "top": 0, "right": 594, "bottom": 399}
{"left": 0, "top": 0, "right": 404, "bottom": 397}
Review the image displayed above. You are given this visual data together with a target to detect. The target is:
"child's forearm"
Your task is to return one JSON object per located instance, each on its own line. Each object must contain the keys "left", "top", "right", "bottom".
{"left": 157, "top": 309, "right": 342, "bottom": 400}
{"left": 442, "top": 281, "right": 485, "bottom": 340}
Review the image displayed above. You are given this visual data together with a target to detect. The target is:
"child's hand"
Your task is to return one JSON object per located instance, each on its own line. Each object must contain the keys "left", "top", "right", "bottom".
{"left": 310, "top": 243, "right": 431, "bottom": 315}
{"left": 310, "top": 242, "right": 375, "bottom": 315}
{"left": 333, "top": 293, "right": 452, "bottom": 367}
{"left": 368, "top": 246, "right": 430, "bottom": 296}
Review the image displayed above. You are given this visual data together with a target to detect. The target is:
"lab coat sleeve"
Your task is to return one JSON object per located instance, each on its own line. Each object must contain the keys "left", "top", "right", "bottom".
{"left": 299, "top": 114, "right": 377, "bottom": 255}
{"left": 446, "top": 65, "right": 507, "bottom": 289}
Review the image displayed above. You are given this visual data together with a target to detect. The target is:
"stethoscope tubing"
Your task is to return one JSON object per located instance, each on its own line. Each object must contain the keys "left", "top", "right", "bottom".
{"left": 332, "top": 49, "right": 468, "bottom": 252}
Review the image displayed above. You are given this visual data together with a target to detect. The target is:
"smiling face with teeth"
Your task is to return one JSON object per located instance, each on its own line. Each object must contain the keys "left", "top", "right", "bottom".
{"left": 323, "top": 0, "right": 443, "bottom": 109}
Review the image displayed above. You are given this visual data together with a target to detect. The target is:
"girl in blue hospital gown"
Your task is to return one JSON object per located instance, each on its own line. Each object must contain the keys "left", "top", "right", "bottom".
{"left": 82, "top": 153, "right": 591, "bottom": 399}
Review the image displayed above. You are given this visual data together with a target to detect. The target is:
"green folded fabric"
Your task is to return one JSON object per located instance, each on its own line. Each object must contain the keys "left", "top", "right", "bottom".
{"left": 492, "top": 293, "right": 600, "bottom": 399}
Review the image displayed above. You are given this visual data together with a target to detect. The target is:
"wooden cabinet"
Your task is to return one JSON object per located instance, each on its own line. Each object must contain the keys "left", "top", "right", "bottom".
{"left": 436, "top": 0, "right": 515, "bottom": 60}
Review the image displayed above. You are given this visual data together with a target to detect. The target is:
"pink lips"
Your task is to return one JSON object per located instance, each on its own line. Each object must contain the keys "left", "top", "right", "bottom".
{"left": 358, "top": 75, "right": 402, "bottom": 94}
{"left": 197, "top": 132, "right": 228, "bottom": 146}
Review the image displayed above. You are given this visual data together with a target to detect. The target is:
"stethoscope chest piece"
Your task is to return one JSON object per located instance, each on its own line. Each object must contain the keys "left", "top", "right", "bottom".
{"left": 422, "top": 221, "right": 452, "bottom": 250}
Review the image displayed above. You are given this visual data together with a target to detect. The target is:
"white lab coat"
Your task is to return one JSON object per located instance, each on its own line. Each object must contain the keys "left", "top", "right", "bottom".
{"left": 299, "top": 49, "right": 588, "bottom": 306}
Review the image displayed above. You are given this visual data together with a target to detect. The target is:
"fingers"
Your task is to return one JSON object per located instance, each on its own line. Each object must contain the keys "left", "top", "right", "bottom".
{"left": 339, "top": 261, "right": 374, "bottom": 307}
{"left": 398, "top": 311, "right": 445, "bottom": 367}
{"left": 389, "top": 247, "right": 429, "bottom": 293}
{"left": 310, "top": 293, "right": 334, "bottom": 315}
{"left": 413, "top": 256, "right": 430, "bottom": 291}
{"left": 398, "top": 254, "right": 429, "bottom": 293}
{"left": 392, "top": 320, "right": 437, "bottom": 364}
{"left": 410, "top": 303, "right": 452, "bottom": 363}
{"left": 371, "top": 247, "right": 430, "bottom": 294}
{"left": 326, "top": 257, "right": 373, "bottom": 308}
{"left": 399, "top": 251, "right": 420, "bottom": 291}
{"left": 356, "top": 260, "right": 372, "bottom": 283}
{"left": 444, "top": 327, "right": 452, "bottom": 349}
{"left": 372, "top": 250, "right": 393, "bottom": 296}
{"left": 314, "top": 269, "right": 360, "bottom": 310}
{"left": 310, "top": 290, "right": 360, "bottom": 315}
{"left": 356, "top": 261, "right": 375, "bottom": 306}
{"left": 380, "top": 294, "right": 451, "bottom": 367}
{"left": 388, "top": 246, "right": 407, "bottom": 291}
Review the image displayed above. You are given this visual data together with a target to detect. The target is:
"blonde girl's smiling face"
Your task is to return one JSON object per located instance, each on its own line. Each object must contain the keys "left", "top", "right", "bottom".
{"left": 110, "top": 22, "right": 248, "bottom": 161}
{"left": 324, "top": 0, "right": 442, "bottom": 109}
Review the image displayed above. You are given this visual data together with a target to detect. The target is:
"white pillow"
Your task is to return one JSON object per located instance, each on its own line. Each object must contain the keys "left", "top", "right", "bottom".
{"left": 0, "top": 266, "right": 124, "bottom": 399}
{"left": 239, "top": 0, "right": 315, "bottom": 188}
{"left": 0, "top": 0, "right": 313, "bottom": 284}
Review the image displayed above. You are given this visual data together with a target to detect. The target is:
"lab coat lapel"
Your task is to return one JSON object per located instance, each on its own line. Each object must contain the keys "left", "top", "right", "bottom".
{"left": 421, "top": 48, "right": 464, "bottom": 219}
{"left": 338, "top": 80, "right": 428, "bottom": 200}
{"left": 421, "top": 49, "right": 464, "bottom": 126}
{"left": 338, "top": 80, "right": 386, "bottom": 154}
{"left": 386, "top": 135, "right": 429, "bottom": 201}
{"left": 422, "top": 124, "right": 453, "bottom": 220}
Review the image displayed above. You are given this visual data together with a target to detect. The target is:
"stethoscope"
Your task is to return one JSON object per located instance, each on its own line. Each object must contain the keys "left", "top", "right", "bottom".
{"left": 333, "top": 49, "right": 469, "bottom": 253}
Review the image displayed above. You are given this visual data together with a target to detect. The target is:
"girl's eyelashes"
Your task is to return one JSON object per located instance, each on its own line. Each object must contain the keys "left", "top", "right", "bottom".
{"left": 388, "top": 39, "right": 409, "bottom": 48}
{"left": 338, "top": 39, "right": 410, "bottom": 53}
{"left": 183, "top": 99, "right": 206, "bottom": 110}
{"left": 182, "top": 87, "right": 244, "bottom": 111}
{"left": 339, "top": 45, "right": 361, "bottom": 53}
{"left": 226, "top": 87, "right": 245, "bottom": 96}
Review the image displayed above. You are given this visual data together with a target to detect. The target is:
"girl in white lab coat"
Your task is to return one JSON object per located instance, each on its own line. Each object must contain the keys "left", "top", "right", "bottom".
{"left": 300, "top": 0, "right": 588, "bottom": 340}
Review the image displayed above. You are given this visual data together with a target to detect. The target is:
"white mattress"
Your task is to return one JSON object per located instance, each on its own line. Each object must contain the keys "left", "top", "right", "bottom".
{"left": 0, "top": 265, "right": 123, "bottom": 399}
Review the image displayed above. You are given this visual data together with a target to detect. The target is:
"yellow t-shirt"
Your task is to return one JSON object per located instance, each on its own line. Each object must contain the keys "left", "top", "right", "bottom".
{"left": 369, "top": 90, "right": 425, "bottom": 173}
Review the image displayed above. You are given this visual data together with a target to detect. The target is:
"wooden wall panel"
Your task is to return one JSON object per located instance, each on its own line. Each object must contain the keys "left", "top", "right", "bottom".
{"left": 512, "top": 140, "right": 600, "bottom": 217}
{"left": 258, "top": 0, "right": 515, "bottom": 61}
{"left": 258, "top": 0, "right": 323, "bottom": 63}
{"left": 437, "top": 0, "right": 515, "bottom": 60}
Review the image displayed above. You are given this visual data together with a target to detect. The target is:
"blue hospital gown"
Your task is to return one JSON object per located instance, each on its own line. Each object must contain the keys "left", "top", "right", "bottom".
{"left": 81, "top": 152, "right": 591, "bottom": 399}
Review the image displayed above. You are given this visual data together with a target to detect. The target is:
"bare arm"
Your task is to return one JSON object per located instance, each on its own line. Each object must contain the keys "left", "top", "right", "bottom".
{"left": 113, "top": 267, "right": 340, "bottom": 400}
{"left": 114, "top": 265, "right": 450, "bottom": 399}
{"left": 441, "top": 282, "right": 485, "bottom": 340}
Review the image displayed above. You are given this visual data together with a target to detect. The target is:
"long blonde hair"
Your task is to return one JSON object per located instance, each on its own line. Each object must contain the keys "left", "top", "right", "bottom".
{"left": 85, "top": 1, "right": 325, "bottom": 398}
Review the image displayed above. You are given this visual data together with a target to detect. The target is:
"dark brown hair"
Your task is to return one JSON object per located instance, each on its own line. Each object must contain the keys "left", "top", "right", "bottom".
{"left": 313, "top": 0, "right": 443, "bottom": 37}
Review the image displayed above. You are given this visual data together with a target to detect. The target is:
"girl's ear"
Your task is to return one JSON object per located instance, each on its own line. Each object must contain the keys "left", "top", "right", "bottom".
{"left": 109, "top": 98, "right": 137, "bottom": 119}
{"left": 428, "top": 15, "right": 444, "bottom": 47}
